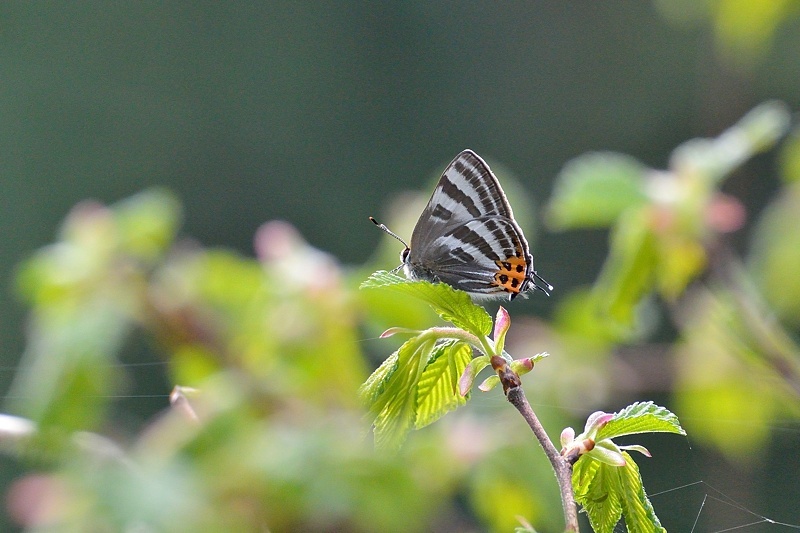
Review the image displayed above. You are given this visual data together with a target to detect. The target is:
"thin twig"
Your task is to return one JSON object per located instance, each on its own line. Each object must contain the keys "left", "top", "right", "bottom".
{"left": 490, "top": 356, "right": 579, "bottom": 532}
{"left": 506, "top": 386, "right": 579, "bottom": 532}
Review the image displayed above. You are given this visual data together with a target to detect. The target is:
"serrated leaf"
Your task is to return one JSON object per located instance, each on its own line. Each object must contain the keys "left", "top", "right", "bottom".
{"left": 361, "top": 270, "right": 492, "bottom": 337}
{"left": 362, "top": 335, "right": 436, "bottom": 451}
{"left": 547, "top": 152, "right": 647, "bottom": 230}
{"left": 596, "top": 401, "right": 685, "bottom": 442}
{"left": 618, "top": 451, "right": 666, "bottom": 533}
{"left": 574, "top": 454, "right": 623, "bottom": 533}
{"left": 574, "top": 451, "right": 665, "bottom": 533}
{"left": 415, "top": 341, "right": 472, "bottom": 429}
{"left": 358, "top": 351, "right": 399, "bottom": 407}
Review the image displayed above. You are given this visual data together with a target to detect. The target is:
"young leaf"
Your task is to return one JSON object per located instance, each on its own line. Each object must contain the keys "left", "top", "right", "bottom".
{"left": 547, "top": 152, "right": 648, "bottom": 230}
{"left": 358, "top": 351, "right": 399, "bottom": 407}
{"left": 618, "top": 451, "right": 666, "bottom": 533}
{"left": 596, "top": 401, "right": 686, "bottom": 442}
{"left": 573, "top": 451, "right": 666, "bottom": 533}
{"left": 360, "top": 332, "right": 479, "bottom": 450}
{"left": 361, "top": 270, "right": 492, "bottom": 337}
{"left": 459, "top": 355, "right": 491, "bottom": 396}
{"left": 478, "top": 375, "right": 500, "bottom": 392}
{"left": 573, "top": 455, "right": 623, "bottom": 533}
{"left": 415, "top": 341, "right": 472, "bottom": 429}
{"left": 592, "top": 209, "right": 658, "bottom": 327}
{"left": 493, "top": 306, "right": 511, "bottom": 354}
{"left": 361, "top": 335, "right": 436, "bottom": 451}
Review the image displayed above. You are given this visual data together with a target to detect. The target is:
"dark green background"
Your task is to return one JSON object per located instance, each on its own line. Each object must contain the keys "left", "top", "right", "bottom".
{"left": 7, "top": 2, "right": 797, "bottom": 351}
{"left": 2, "top": 3, "right": 799, "bottom": 530}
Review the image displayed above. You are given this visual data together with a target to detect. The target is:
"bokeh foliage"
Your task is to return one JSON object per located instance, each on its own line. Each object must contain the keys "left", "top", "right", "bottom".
{"left": 3, "top": 3, "right": 800, "bottom": 528}
{"left": 3, "top": 100, "right": 800, "bottom": 532}
{"left": 545, "top": 101, "right": 800, "bottom": 462}
{"left": 4, "top": 188, "right": 567, "bottom": 531}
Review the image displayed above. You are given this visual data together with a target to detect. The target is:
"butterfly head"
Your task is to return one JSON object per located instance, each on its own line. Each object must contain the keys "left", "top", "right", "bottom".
{"left": 399, "top": 246, "right": 411, "bottom": 265}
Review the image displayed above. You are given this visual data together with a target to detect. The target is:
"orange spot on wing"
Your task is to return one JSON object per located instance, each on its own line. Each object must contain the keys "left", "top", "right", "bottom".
{"left": 493, "top": 256, "right": 528, "bottom": 294}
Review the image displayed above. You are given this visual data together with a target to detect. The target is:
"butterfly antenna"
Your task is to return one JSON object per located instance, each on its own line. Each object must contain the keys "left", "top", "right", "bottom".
{"left": 369, "top": 217, "right": 409, "bottom": 249}
{"left": 532, "top": 271, "right": 553, "bottom": 297}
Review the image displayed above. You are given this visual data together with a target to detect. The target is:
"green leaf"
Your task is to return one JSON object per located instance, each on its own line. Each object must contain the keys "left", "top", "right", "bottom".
{"left": 415, "top": 341, "right": 472, "bottom": 429}
{"left": 672, "top": 287, "right": 795, "bottom": 461}
{"left": 361, "top": 270, "right": 492, "bottom": 337}
{"left": 574, "top": 451, "right": 666, "bottom": 533}
{"left": 592, "top": 209, "right": 658, "bottom": 327}
{"left": 362, "top": 335, "right": 436, "bottom": 451}
{"left": 654, "top": 234, "right": 706, "bottom": 302}
{"left": 618, "top": 451, "right": 666, "bottom": 533}
{"left": 546, "top": 152, "right": 647, "bottom": 230}
{"left": 749, "top": 182, "right": 800, "bottom": 327}
{"left": 114, "top": 187, "right": 182, "bottom": 263}
{"left": 358, "top": 351, "right": 399, "bottom": 407}
{"left": 360, "top": 331, "right": 481, "bottom": 450}
{"left": 478, "top": 375, "right": 500, "bottom": 392}
{"left": 779, "top": 128, "right": 800, "bottom": 184}
{"left": 587, "top": 440, "right": 626, "bottom": 467}
{"left": 574, "top": 454, "right": 623, "bottom": 533}
{"left": 596, "top": 401, "right": 686, "bottom": 442}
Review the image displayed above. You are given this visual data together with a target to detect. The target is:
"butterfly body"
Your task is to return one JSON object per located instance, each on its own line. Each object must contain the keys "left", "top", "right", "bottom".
{"left": 374, "top": 149, "right": 551, "bottom": 302}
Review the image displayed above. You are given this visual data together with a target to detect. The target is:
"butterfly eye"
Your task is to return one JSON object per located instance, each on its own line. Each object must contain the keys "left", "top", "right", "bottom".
{"left": 400, "top": 247, "right": 411, "bottom": 264}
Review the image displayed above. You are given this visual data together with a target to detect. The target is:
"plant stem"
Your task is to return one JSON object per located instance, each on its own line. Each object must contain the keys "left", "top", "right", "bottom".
{"left": 506, "top": 385, "right": 579, "bottom": 532}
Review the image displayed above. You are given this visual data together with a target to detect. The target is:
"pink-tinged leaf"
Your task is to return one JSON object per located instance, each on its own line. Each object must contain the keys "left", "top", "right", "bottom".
{"left": 584, "top": 411, "right": 614, "bottom": 434}
{"left": 458, "top": 366, "right": 476, "bottom": 396}
{"left": 510, "top": 357, "right": 534, "bottom": 376}
{"left": 560, "top": 426, "right": 575, "bottom": 448}
{"left": 458, "top": 355, "right": 491, "bottom": 396}
{"left": 493, "top": 306, "right": 511, "bottom": 353}
{"left": 478, "top": 375, "right": 500, "bottom": 392}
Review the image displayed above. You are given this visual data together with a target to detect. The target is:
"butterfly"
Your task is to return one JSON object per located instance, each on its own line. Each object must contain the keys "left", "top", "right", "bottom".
{"left": 371, "top": 149, "right": 552, "bottom": 301}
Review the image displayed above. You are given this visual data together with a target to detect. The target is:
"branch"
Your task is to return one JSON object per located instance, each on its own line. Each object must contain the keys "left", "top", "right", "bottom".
{"left": 491, "top": 357, "right": 579, "bottom": 532}
{"left": 706, "top": 245, "right": 800, "bottom": 397}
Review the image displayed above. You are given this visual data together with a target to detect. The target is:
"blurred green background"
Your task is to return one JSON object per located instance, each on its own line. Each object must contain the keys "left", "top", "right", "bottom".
{"left": 2, "top": 2, "right": 800, "bottom": 532}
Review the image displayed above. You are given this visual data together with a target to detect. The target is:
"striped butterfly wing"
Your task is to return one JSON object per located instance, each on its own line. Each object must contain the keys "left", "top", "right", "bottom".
{"left": 433, "top": 215, "right": 531, "bottom": 298}
{"left": 407, "top": 150, "right": 534, "bottom": 300}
